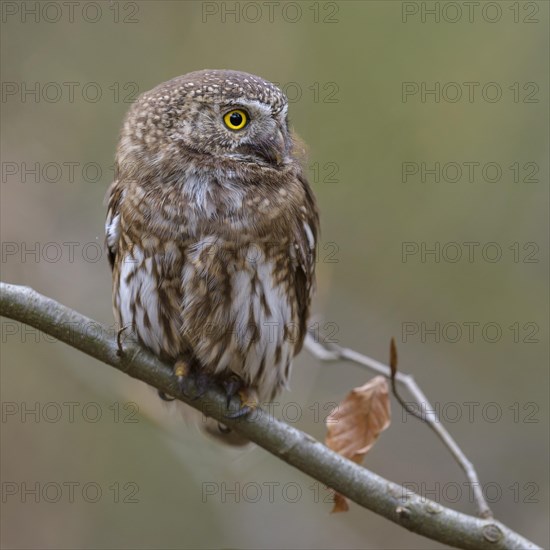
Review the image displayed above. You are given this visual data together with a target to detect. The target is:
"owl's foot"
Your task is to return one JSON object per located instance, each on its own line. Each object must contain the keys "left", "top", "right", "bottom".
{"left": 174, "top": 360, "right": 209, "bottom": 401}
{"left": 222, "top": 374, "right": 244, "bottom": 408}
{"left": 225, "top": 387, "right": 259, "bottom": 419}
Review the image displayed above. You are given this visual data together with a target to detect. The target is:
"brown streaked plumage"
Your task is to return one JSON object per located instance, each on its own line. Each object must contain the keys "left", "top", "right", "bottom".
{"left": 105, "top": 69, "right": 319, "bottom": 442}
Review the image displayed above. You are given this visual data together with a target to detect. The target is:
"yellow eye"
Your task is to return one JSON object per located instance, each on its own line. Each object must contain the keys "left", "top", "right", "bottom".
{"left": 223, "top": 109, "right": 248, "bottom": 130}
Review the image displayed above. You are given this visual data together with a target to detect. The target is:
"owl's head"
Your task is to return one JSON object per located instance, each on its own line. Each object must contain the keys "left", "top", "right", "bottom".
{"left": 119, "top": 70, "right": 295, "bottom": 173}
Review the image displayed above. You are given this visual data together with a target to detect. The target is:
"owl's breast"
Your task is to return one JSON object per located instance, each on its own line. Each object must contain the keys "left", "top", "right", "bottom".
{"left": 114, "top": 232, "right": 298, "bottom": 402}
{"left": 113, "top": 162, "right": 310, "bottom": 401}
{"left": 180, "top": 236, "right": 298, "bottom": 402}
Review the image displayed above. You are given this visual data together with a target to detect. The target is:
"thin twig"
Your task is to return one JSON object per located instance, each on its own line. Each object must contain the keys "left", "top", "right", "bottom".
{"left": 0, "top": 282, "right": 539, "bottom": 550}
{"left": 305, "top": 333, "right": 493, "bottom": 519}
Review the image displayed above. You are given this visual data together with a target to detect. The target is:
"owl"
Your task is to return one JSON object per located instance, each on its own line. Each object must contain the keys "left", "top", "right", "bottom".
{"left": 105, "top": 69, "right": 319, "bottom": 441}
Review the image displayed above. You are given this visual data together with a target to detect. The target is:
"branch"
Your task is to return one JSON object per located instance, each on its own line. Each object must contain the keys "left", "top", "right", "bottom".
{"left": 0, "top": 282, "right": 540, "bottom": 550}
{"left": 305, "top": 335, "right": 492, "bottom": 519}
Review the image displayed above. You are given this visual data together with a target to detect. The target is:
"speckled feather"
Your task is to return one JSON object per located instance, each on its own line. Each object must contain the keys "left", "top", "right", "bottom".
{"left": 106, "top": 69, "right": 319, "bottom": 435}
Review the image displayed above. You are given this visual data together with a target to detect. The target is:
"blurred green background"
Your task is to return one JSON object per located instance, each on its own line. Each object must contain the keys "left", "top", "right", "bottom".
{"left": 1, "top": 1, "right": 548, "bottom": 548}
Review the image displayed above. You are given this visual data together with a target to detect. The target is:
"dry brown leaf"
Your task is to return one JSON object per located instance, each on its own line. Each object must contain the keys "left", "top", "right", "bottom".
{"left": 325, "top": 375, "right": 391, "bottom": 513}
{"left": 332, "top": 492, "right": 350, "bottom": 513}
{"left": 326, "top": 375, "right": 391, "bottom": 460}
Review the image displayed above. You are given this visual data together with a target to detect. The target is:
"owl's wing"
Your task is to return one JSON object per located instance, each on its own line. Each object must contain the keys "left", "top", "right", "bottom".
{"left": 104, "top": 180, "right": 123, "bottom": 270}
{"left": 291, "top": 175, "right": 320, "bottom": 355}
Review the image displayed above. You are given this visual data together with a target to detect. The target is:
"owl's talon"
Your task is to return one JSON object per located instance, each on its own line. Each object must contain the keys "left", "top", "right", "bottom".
{"left": 225, "top": 388, "right": 259, "bottom": 419}
{"left": 223, "top": 374, "right": 244, "bottom": 408}
{"left": 225, "top": 404, "right": 253, "bottom": 419}
{"left": 217, "top": 422, "right": 231, "bottom": 434}
{"left": 158, "top": 390, "right": 175, "bottom": 402}
{"left": 116, "top": 327, "right": 127, "bottom": 357}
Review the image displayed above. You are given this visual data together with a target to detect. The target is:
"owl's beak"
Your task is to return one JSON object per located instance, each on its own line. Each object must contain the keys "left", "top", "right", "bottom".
{"left": 238, "top": 130, "right": 286, "bottom": 167}
{"left": 272, "top": 128, "right": 287, "bottom": 166}
{"left": 257, "top": 129, "right": 286, "bottom": 166}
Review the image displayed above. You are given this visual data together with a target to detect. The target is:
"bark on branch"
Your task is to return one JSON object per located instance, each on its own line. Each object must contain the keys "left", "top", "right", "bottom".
{"left": 0, "top": 282, "right": 540, "bottom": 550}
